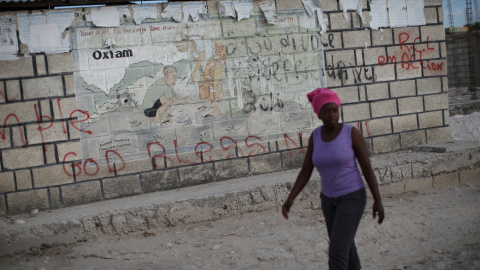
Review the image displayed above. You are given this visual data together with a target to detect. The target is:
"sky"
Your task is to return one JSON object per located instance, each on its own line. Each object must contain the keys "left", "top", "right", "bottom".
{"left": 443, "top": 0, "right": 470, "bottom": 28}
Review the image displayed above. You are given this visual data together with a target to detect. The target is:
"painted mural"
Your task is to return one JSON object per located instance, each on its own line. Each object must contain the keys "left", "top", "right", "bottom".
{"left": 71, "top": 12, "right": 325, "bottom": 162}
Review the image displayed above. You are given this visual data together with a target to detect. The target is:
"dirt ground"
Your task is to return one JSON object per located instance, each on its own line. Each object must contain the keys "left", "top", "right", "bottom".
{"left": 1, "top": 182, "right": 480, "bottom": 270}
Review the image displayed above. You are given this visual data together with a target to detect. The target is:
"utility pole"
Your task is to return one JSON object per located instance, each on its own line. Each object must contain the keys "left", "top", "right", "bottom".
{"left": 447, "top": 0, "right": 461, "bottom": 93}
{"left": 466, "top": 0, "right": 476, "bottom": 89}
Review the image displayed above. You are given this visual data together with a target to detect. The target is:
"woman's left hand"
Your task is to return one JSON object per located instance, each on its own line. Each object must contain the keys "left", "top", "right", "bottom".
{"left": 373, "top": 201, "right": 385, "bottom": 224}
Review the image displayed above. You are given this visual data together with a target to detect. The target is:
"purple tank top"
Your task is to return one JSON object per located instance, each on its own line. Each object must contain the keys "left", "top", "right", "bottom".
{"left": 312, "top": 124, "right": 365, "bottom": 197}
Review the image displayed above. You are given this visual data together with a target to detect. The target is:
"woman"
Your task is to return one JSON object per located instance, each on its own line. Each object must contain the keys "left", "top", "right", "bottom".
{"left": 282, "top": 88, "right": 385, "bottom": 270}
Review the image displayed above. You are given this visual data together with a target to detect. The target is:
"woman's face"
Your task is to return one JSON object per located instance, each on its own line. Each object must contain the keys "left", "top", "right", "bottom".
{"left": 318, "top": 102, "right": 340, "bottom": 127}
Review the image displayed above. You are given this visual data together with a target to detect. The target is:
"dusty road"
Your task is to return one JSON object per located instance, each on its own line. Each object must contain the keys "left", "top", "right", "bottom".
{"left": 1, "top": 182, "right": 480, "bottom": 270}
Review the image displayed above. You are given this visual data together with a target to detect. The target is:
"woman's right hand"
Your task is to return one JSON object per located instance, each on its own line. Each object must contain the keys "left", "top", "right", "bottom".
{"left": 282, "top": 200, "right": 292, "bottom": 220}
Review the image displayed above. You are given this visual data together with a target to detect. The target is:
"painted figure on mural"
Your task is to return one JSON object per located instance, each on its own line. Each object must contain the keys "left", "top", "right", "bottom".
{"left": 198, "top": 41, "right": 227, "bottom": 118}
{"left": 142, "top": 65, "right": 190, "bottom": 125}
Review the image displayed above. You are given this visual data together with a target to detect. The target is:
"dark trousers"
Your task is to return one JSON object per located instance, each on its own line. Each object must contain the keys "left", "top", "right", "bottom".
{"left": 144, "top": 99, "right": 162, "bottom": 117}
{"left": 321, "top": 188, "right": 366, "bottom": 270}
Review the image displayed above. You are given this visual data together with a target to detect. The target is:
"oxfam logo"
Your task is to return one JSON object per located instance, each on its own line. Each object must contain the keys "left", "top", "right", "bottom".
{"left": 92, "top": 49, "right": 133, "bottom": 60}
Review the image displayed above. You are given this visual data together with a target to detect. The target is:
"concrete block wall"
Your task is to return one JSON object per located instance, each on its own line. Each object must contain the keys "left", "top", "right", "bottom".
{"left": 0, "top": 0, "right": 451, "bottom": 215}
{"left": 446, "top": 33, "right": 480, "bottom": 87}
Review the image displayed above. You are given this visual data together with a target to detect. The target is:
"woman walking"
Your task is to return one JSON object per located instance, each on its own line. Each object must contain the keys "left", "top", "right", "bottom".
{"left": 282, "top": 88, "right": 385, "bottom": 270}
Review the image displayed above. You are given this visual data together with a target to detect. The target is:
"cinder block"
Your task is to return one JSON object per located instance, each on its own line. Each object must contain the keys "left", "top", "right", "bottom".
{"left": 425, "top": 93, "right": 448, "bottom": 112}
{"left": 249, "top": 153, "right": 282, "bottom": 175}
{"left": 333, "top": 86, "right": 360, "bottom": 104}
{"left": 62, "top": 181, "right": 102, "bottom": 206}
{"left": 212, "top": 118, "right": 248, "bottom": 141}
{"left": 421, "top": 25, "right": 445, "bottom": 42}
{"left": 405, "top": 177, "right": 433, "bottom": 192}
{"left": 2, "top": 146, "right": 44, "bottom": 170}
{"left": 22, "top": 76, "right": 64, "bottom": 100}
{"left": 321, "top": 0, "right": 339, "bottom": 11}
{"left": 390, "top": 79, "right": 416, "bottom": 97}
{"left": 44, "top": 144, "right": 56, "bottom": 165}
{"left": 363, "top": 118, "right": 392, "bottom": 137}
{"left": 366, "top": 83, "right": 389, "bottom": 100}
{"left": 343, "top": 103, "right": 371, "bottom": 122}
{"left": 141, "top": 169, "right": 179, "bottom": 192}
{"left": 116, "top": 158, "right": 153, "bottom": 176}
{"left": 6, "top": 80, "right": 21, "bottom": 102}
{"left": 415, "top": 42, "right": 439, "bottom": 60}
{"left": 64, "top": 74, "right": 76, "bottom": 96}
{"left": 0, "top": 57, "right": 34, "bottom": 79}
{"left": 201, "top": 145, "right": 236, "bottom": 162}
{"left": 423, "top": 59, "right": 447, "bottom": 76}
{"left": 424, "top": 0, "right": 442, "bottom": 7}
{"left": 398, "top": 96, "right": 424, "bottom": 114}
{"left": 379, "top": 182, "right": 404, "bottom": 195}
{"left": 372, "top": 134, "right": 400, "bottom": 154}
{"left": 330, "top": 12, "right": 351, "bottom": 30}
{"left": 426, "top": 127, "right": 452, "bottom": 143}
{"left": 246, "top": 115, "right": 281, "bottom": 136}
{"left": 433, "top": 172, "right": 459, "bottom": 188}
{"left": 281, "top": 149, "right": 305, "bottom": 170}
{"left": 103, "top": 175, "right": 142, "bottom": 199}
{"left": 7, "top": 189, "right": 49, "bottom": 215}
{"left": 364, "top": 47, "right": 386, "bottom": 65}
{"left": 440, "top": 42, "right": 447, "bottom": 59}
{"left": 206, "top": 0, "right": 220, "bottom": 13}
{"left": 0, "top": 128, "right": 11, "bottom": 149}
{"left": 40, "top": 99, "right": 51, "bottom": 118}
{"left": 276, "top": 131, "right": 302, "bottom": 151}
{"left": 76, "top": 160, "right": 114, "bottom": 182}
{"left": 35, "top": 54, "right": 47, "bottom": 76}
{"left": 396, "top": 64, "right": 423, "bottom": 80}
{"left": 424, "top": 7, "right": 438, "bottom": 24}
{"left": 325, "top": 50, "right": 355, "bottom": 68}
{"left": 280, "top": 111, "right": 312, "bottom": 132}
{"left": 32, "top": 164, "right": 74, "bottom": 188}
{"left": 343, "top": 30, "right": 371, "bottom": 48}
{"left": 392, "top": 114, "right": 418, "bottom": 133}
{"left": 53, "top": 97, "right": 77, "bottom": 120}
{"left": 47, "top": 53, "right": 74, "bottom": 74}
{"left": 0, "top": 171, "right": 15, "bottom": 193}
{"left": 437, "top": 7, "right": 444, "bottom": 23}
{"left": 0, "top": 195, "right": 5, "bottom": 215}
{"left": 57, "top": 141, "right": 82, "bottom": 162}
{"left": 418, "top": 111, "right": 443, "bottom": 128}
{"left": 178, "top": 163, "right": 214, "bottom": 187}
{"left": 175, "top": 124, "right": 213, "bottom": 147}
{"left": 322, "top": 32, "right": 342, "bottom": 50}
{"left": 215, "top": 158, "right": 249, "bottom": 181}
{"left": 222, "top": 19, "right": 258, "bottom": 38}
{"left": 11, "top": 126, "right": 26, "bottom": 147}
{"left": 373, "top": 64, "right": 395, "bottom": 82}
{"left": 371, "top": 99, "right": 397, "bottom": 118}
{"left": 393, "top": 27, "right": 420, "bottom": 45}
{"left": 417, "top": 77, "right": 442, "bottom": 95}
{"left": 15, "top": 169, "right": 32, "bottom": 191}
{"left": 372, "top": 28, "right": 393, "bottom": 46}
{"left": 400, "top": 130, "right": 427, "bottom": 148}
{"left": 26, "top": 122, "right": 68, "bottom": 145}
{"left": 0, "top": 101, "right": 38, "bottom": 123}
{"left": 460, "top": 168, "right": 480, "bottom": 184}
{"left": 49, "top": 187, "right": 61, "bottom": 208}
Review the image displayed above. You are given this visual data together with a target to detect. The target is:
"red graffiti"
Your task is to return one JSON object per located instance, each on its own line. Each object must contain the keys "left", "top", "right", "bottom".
{"left": 377, "top": 34, "right": 441, "bottom": 71}
{"left": 56, "top": 99, "right": 67, "bottom": 134}
{"left": 34, "top": 104, "right": 53, "bottom": 151}
{"left": 245, "top": 136, "right": 267, "bottom": 156}
{"left": 69, "top": 110, "right": 92, "bottom": 135}
{"left": 195, "top": 142, "right": 214, "bottom": 162}
{"left": 0, "top": 113, "right": 26, "bottom": 146}
{"left": 284, "top": 133, "right": 306, "bottom": 157}
{"left": 220, "top": 136, "right": 238, "bottom": 159}
{"left": 105, "top": 150, "right": 125, "bottom": 173}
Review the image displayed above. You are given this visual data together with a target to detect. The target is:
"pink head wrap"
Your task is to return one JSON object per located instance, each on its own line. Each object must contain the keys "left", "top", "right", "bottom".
{"left": 307, "top": 88, "right": 342, "bottom": 115}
